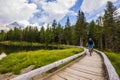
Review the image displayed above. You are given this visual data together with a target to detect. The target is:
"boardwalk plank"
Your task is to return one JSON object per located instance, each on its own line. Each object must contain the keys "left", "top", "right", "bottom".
{"left": 58, "top": 71, "right": 88, "bottom": 80}
{"left": 57, "top": 72, "right": 79, "bottom": 80}
{"left": 65, "top": 68, "right": 105, "bottom": 80}
{"left": 49, "top": 75, "right": 65, "bottom": 80}
{"left": 45, "top": 51, "right": 106, "bottom": 80}
{"left": 70, "top": 66, "right": 104, "bottom": 76}
{"left": 71, "top": 64, "right": 103, "bottom": 74}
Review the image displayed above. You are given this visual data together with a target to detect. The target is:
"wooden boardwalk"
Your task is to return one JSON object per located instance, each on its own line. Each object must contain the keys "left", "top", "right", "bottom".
{"left": 11, "top": 48, "right": 119, "bottom": 80}
{"left": 45, "top": 51, "right": 107, "bottom": 80}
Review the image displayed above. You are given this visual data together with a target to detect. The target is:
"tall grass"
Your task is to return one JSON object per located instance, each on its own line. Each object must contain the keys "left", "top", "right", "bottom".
{"left": 105, "top": 52, "right": 120, "bottom": 77}
{"left": 0, "top": 47, "right": 83, "bottom": 74}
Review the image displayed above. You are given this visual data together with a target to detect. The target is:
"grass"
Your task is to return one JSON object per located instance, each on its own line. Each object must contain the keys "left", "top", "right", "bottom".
{"left": 104, "top": 52, "right": 120, "bottom": 77}
{"left": 0, "top": 47, "right": 83, "bottom": 74}
{"left": 0, "top": 41, "right": 68, "bottom": 47}
{"left": 0, "top": 41, "right": 42, "bottom": 46}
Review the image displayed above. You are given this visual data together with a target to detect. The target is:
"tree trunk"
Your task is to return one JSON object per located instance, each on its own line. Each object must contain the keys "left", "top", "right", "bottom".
{"left": 67, "top": 41, "right": 69, "bottom": 45}
{"left": 105, "top": 35, "right": 108, "bottom": 50}
{"left": 100, "top": 36, "right": 103, "bottom": 50}
{"left": 80, "top": 37, "right": 83, "bottom": 46}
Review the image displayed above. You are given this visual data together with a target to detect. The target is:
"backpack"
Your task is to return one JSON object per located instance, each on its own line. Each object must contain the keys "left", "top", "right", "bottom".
{"left": 88, "top": 40, "right": 93, "bottom": 45}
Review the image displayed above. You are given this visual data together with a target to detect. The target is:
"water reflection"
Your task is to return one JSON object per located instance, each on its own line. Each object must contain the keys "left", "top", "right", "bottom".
{"left": 0, "top": 43, "right": 61, "bottom": 54}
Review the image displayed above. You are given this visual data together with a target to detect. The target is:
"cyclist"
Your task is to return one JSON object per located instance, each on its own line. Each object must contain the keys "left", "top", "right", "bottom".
{"left": 87, "top": 38, "right": 95, "bottom": 56}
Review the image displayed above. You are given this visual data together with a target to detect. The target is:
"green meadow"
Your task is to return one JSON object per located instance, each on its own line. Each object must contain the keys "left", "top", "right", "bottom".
{"left": 105, "top": 52, "right": 120, "bottom": 77}
{"left": 0, "top": 47, "right": 83, "bottom": 74}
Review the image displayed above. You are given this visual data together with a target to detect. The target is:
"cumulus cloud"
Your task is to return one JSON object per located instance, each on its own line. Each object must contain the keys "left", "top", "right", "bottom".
{"left": 0, "top": 0, "right": 77, "bottom": 29}
{"left": 81, "top": 0, "right": 117, "bottom": 13}
{"left": 81, "top": 0, "right": 119, "bottom": 22}
{"left": 117, "top": 8, "right": 120, "bottom": 16}
{"left": 18, "top": 20, "right": 40, "bottom": 28}
{"left": 31, "top": 0, "right": 77, "bottom": 24}
{"left": 0, "top": 0, "right": 38, "bottom": 25}
{"left": 0, "top": 26, "right": 11, "bottom": 32}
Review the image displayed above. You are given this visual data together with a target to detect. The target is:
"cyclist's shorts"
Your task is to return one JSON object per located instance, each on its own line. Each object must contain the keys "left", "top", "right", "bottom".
{"left": 88, "top": 44, "right": 93, "bottom": 48}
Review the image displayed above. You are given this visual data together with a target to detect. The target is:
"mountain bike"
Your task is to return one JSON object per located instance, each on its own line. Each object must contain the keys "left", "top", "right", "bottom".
{"left": 89, "top": 48, "right": 93, "bottom": 56}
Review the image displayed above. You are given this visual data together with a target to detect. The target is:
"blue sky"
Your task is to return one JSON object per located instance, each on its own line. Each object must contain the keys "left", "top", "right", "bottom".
{"left": 0, "top": 0, "right": 120, "bottom": 28}
{"left": 59, "top": 0, "right": 83, "bottom": 26}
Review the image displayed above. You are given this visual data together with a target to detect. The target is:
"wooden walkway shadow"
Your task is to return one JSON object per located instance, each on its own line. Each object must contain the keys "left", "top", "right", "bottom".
{"left": 45, "top": 51, "right": 107, "bottom": 80}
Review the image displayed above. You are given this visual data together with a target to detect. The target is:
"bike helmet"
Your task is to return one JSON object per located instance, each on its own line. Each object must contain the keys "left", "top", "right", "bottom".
{"left": 89, "top": 38, "right": 92, "bottom": 41}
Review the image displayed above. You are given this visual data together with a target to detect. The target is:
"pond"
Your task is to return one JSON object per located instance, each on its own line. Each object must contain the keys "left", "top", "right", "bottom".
{"left": 0, "top": 43, "right": 62, "bottom": 54}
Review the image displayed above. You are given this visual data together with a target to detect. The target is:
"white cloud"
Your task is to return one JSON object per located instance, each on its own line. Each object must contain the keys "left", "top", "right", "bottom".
{"left": 0, "top": 20, "right": 41, "bottom": 31}
{"left": 0, "top": 0, "right": 38, "bottom": 25}
{"left": 87, "top": 11, "right": 105, "bottom": 22}
{"left": 42, "top": 23, "right": 49, "bottom": 30}
{"left": 81, "top": 0, "right": 117, "bottom": 13}
{"left": 96, "top": 12, "right": 104, "bottom": 17}
{"left": 68, "top": 11, "right": 77, "bottom": 16}
{"left": 18, "top": 20, "right": 40, "bottom": 29}
{"left": 0, "top": 26, "right": 10, "bottom": 32}
{"left": 18, "top": 20, "right": 30, "bottom": 27}
{"left": 0, "top": 0, "right": 77, "bottom": 28}
{"left": 81, "top": 0, "right": 119, "bottom": 22}
{"left": 32, "top": 0, "right": 77, "bottom": 24}
{"left": 117, "top": 8, "right": 120, "bottom": 16}
{"left": 114, "top": 8, "right": 120, "bottom": 20}
{"left": 44, "top": 23, "right": 53, "bottom": 30}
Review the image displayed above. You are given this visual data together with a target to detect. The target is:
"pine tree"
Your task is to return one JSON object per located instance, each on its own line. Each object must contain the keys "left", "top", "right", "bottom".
{"left": 52, "top": 20, "right": 57, "bottom": 43}
{"left": 64, "top": 17, "right": 71, "bottom": 45}
{"left": 45, "top": 24, "right": 52, "bottom": 48}
{"left": 103, "top": 1, "right": 117, "bottom": 51}
{"left": 40, "top": 26, "right": 45, "bottom": 43}
{"left": 75, "top": 11, "right": 86, "bottom": 46}
{"left": 57, "top": 23, "right": 63, "bottom": 44}
{"left": 95, "top": 16, "right": 104, "bottom": 50}
{"left": 88, "top": 20, "right": 95, "bottom": 38}
{"left": 0, "top": 30, "right": 6, "bottom": 41}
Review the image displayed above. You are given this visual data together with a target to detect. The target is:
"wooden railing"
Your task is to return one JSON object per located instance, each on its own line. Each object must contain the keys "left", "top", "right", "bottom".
{"left": 11, "top": 47, "right": 87, "bottom": 80}
{"left": 94, "top": 49, "right": 120, "bottom": 80}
